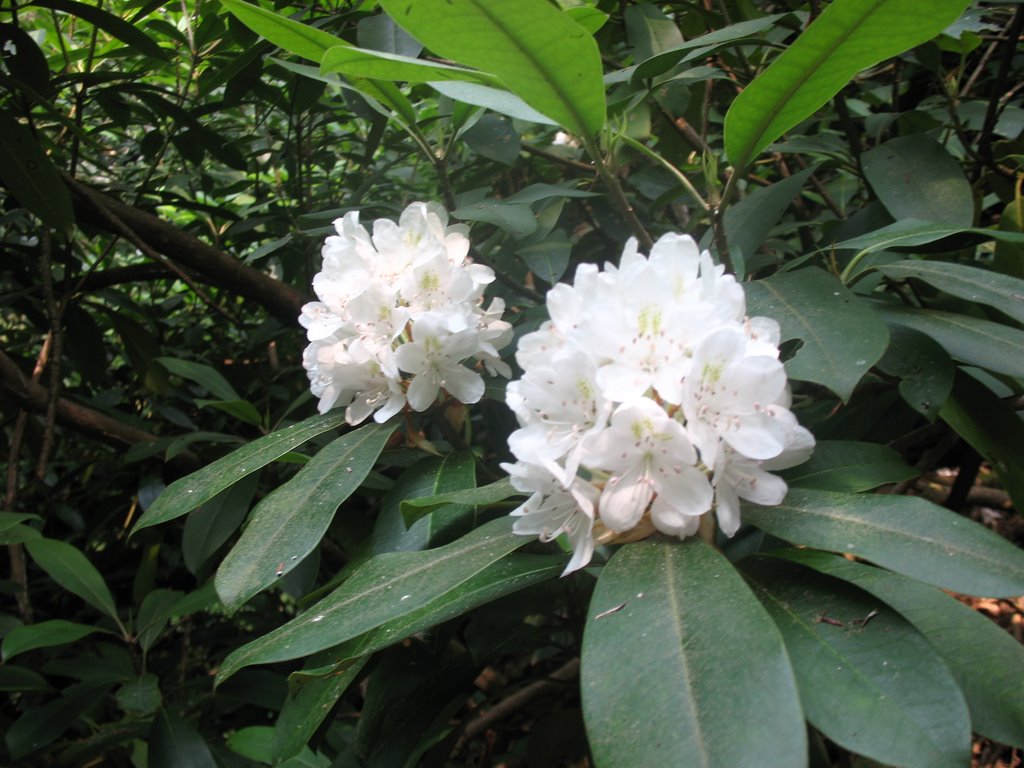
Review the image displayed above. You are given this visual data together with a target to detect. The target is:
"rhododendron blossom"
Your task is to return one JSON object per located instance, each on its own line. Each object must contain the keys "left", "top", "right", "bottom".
{"left": 300, "top": 202, "right": 512, "bottom": 424}
{"left": 503, "top": 233, "right": 814, "bottom": 574}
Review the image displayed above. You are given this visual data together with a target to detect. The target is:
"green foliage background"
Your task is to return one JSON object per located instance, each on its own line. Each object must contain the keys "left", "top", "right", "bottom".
{"left": 2, "top": 0, "right": 1024, "bottom": 765}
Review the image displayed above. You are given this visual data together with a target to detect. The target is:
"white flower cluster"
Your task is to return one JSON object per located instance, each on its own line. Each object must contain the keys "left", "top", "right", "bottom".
{"left": 300, "top": 202, "right": 513, "bottom": 425}
{"left": 503, "top": 234, "right": 814, "bottom": 574}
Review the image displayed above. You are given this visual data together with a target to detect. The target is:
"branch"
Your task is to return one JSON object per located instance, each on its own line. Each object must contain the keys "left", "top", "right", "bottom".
{"left": 67, "top": 180, "right": 308, "bottom": 325}
{"left": 0, "top": 346, "right": 197, "bottom": 469}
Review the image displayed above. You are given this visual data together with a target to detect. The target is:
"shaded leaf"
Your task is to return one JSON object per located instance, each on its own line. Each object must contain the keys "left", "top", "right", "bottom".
{"left": 581, "top": 539, "right": 805, "bottom": 768}
{"left": 30, "top": 0, "right": 168, "bottom": 60}
{"left": 743, "top": 487, "right": 1024, "bottom": 597}
{"left": 5, "top": 681, "right": 113, "bottom": 760}
{"left": 743, "top": 556, "right": 970, "bottom": 768}
{"left": 149, "top": 710, "right": 217, "bottom": 768}
{"left": 321, "top": 45, "right": 498, "bottom": 85}
{"left": 215, "top": 419, "right": 397, "bottom": 611}
{"left": 25, "top": 538, "right": 119, "bottom": 624}
{"left": 216, "top": 516, "right": 525, "bottom": 682}
{"left": 876, "top": 324, "right": 954, "bottom": 420}
{"left": 835, "top": 218, "right": 1024, "bottom": 255}
{"left": 156, "top": 356, "right": 241, "bottom": 401}
{"left": 431, "top": 81, "right": 557, "bottom": 124}
{"left": 870, "top": 301, "right": 1024, "bottom": 379}
{"left": 745, "top": 267, "right": 889, "bottom": 401}
{"left": 116, "top": 673, "right": 162, "bottom": 717}
{"left": 0, "top": 109, "right": 74, "bottom": 236}
{"left": 2, "top": 620, "right": 106, "bottom": 661}
{"left": 132, "top": 411, "right": 348, "bottom": 533}
{"left": 780, "top": 440, "right": 916, "bottom": 492}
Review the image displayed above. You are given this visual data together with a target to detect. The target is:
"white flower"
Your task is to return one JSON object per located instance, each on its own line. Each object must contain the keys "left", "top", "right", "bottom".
{"left": 300, "top": 202, "right": 511, "bottom": 424}
{"left": 503, "top": 231, "right": 814, "bottom": 574}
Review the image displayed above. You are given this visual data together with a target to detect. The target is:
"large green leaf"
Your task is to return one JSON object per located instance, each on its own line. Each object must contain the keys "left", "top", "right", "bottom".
{"left": 2, "top": 620, "right": 107, "bottom": 662}
{"left": 875, "top": 260, "right": 1024, "bottom": 325}
{"left": 581, "top": 540, "right": 805, "bottom": 768}
{"left": 216, "top": 516, "right": 526, "bottom": 682}
{"left": 132, "top": 412, "right": 348, "bottom": 533}
{"left": 783, "top": 550, "right": 1024, "bottom": 747}
{"left": 378, "top": 0, "right": 605, "bottom": 139}
{"left": 743, "top": 488, "right": 1024, "bottom": 597}
{"left": 321, "top": 45, "right": 498, "bottom": 86}
{"left": 834, "top": 219, "right": 1024, "bottom": 256}
{"left": 779, "top": 440, "right": 915, "bottom": 492}
{"left": 0, "top": 109, "right": 74, "bottom": 237}
{"left": 149, "top": 710, "right": 217, "bottom": 768}
{"left": 273, "top": 553, "right": 561, "bottom": 763}
{"left": 861, "top": 136, "right": 974, "bottom": 227}
{"left": 744, "top": 267, "right": 889, "bottom": 401}
{"left": 875, "top": 324, "right": 954, "bottom": 420}
{"left": 182, "top": 473, "right": 259, "bottom": 574}
{"left": 940, "top": 371, "right": 1024, "bottom": 512}
{"left": 215, "top": 419, "right": 397, "bottom": 611}
{"left": 24, "top": 539, "right": 120, "bottom": 625}
{"left": 723, "top": 0, "right": 971, "bottom": 169}
{"left": 743, "top": 556, "right": 971, "bottom": 768}
{"left": 30, "top": 0, "right": 168, "bottom": 60}
{"left": 5, "top": 681, "right": 114, "bottom": 760}
{"left": 870, "top": 301, "right": 1024, "bottom": 379}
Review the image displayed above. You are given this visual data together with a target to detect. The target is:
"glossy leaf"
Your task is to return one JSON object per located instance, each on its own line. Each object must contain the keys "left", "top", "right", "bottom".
{"left": 216, "top": 419, "right": 397, "bottom": 611}
{"left": 624, "top": 3, "right": 683, "bottom": 63}
{"left": 136, "top": 589, "right": 185, "bottom": 653}
{"left": 876, "top": 260, "right": 1024, "bottom": 324}
{"left": 273, "top": 658, "right": 369, "bottom": 764}
{"left": 940, "top": 371, "right": 1024, "bottom": 511}
{"left": 780, "top": 440, "right": 915, "bottom": 492}
{"left": 743, "top": 487, "right": 1024, "bottom": 597}
{"left": 0, "top": 109, "right": 74, "bottom": 237}
{"left": 155, "top": 356, "right": 241, "bottom": 401}
{"left": 400, "top": 476, "right": 517, "bottom": 526}
{"left": 321, "top": 45, "right": 498, "bottom": 85}
{"left": 132, "top": 411, "right": 348, "bottom": 533}
{"left": 25, "top": 538, "right": 119, "bottom": 623}
{"left": 581, "top": 540, "right": 805, "bottom": 768}
{"left": 782, "top": 550, "right": 1024, "bottom": 747}
{"left": 379, "top": 0, "right": 605, "bottom": 139}
{"left": 182, "top": 473, "right": 259, "bottom": 574}
{"left": 724, "top": 0, "right": 971, "bottom": 169}
{"left": 2, "top": 620, "right": 105, "bottom": 661}
{"left": 431, "top": 81, "right": 557, "bottom": 124}
{"left": 744, "top": 267, "right": 889, "bottom": 401}
{"left": 876, "top": 324, "right": 954, "bottom": 420}
{"left": 834, "top": 218, "right": 1024, "bottom": 255}
{"left": 743, "top": 556, "right": 970, "bottom": 768}
{"left": 228, "top": 726, "right": 328, "bottom": 767}
{"left": 216, "top": 516, "right": 526, "bottom": 682}
{"left": 870, "top": 301, "right": 1024, "bottom": 379}
{"left": 0, "top": 665, "right": 50, "bottom": 693}
{"left": 5, "top": 681, "right": 113, "bottom": 760}
{"left": 861, "top": 136, "right": 973, "bottom": 226}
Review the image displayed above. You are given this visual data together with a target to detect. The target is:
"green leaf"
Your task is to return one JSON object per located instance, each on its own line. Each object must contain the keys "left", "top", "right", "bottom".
{"left": 744, "top": 267, "right": 889, "bottom": 401}
{"left": 215, "top": 516, "right": 525, "bottom": 683}
{"left": 0, "top": 512, "right": 41, "bottom": 544}
{"left": 0, "top": 109, "right": 74, "bottom": 237}
{"left": 116, "top": 673, "right": 162, "bottom": 717}
{"left": 451, "top": 201, "right": 537, "bottom": 238}
{"left": 30, "top": 0, "right": 169, "bottom": 60}
{"left": 624, "top": 3, "right": 683, "bottom": 63}
{"left": 870, "top": 301, "right": 1024, "bottom": 379}
{"left": 273, "top": 658, "right": 369, "bottom": 764}
{"left": 156, "top": 356, "right": 241, "bottom": 401}
{"left": 132, "top": 411, "right": 348, "bottom": 533}
{"left": 743, "top": 556, "right": 971, "bottom": 768}
{"left": 215, "top": 419, "right": 397, "bottom": 611}
{"left": 5, "top": 681, "right": 113, "bottom": 760}
{"left": 379, "top": 0, "right": 605, "bottom": 139}
{"left": 940, "top": 371, "right": 1024, "bottom": 512}
{"left": 2, "top": 620, "right": 105, "bottom": 661}
{"left": 149, "top": 710, "right": 217, "bottom": 768}
{"left": 581, "top": 539, "right": 805, "bottom": 767}
{"left": 632, "top": 15, "right": 792, "bottom": 81}
{"left": 782, "top": 550, "right": 1024, "bottom": 747}
{"left": 876, "top": 324, "right": 954, "bottom": 420}
{"left": 195, "top": 399, "right": 263, "bottom": 426}
{"left": 135, "top": 589, "right": 185, "bottom": 653}
{"left": 724, "top": 166, "right": 814, "bottom": 278}
{"left": 861, "top": 136, "right": 974, "bottom": 227}
{"left": 400, "top": 476, "right": 517, "bottom": 526}
{"left": 780, "top": 440, "right": 916, "bottom": 492}
{"left": 25, "top": 539, "right": 119, "bottom": 624}
{"left": 565, "top": 6, "right": 608, "bottom": 34}
{"left": 461, "top": 114, "right": 521, "bottom": 165}
{"left": 834, "top": 218, "right": 1024, "bottom": 256}
{"left": 875, "top": 260, "right": 1024, "bottom": 325}
{"left": 182, "top": 473, "right": 259, "bottom": 574}
{"left": 218, "top": 0, "right": 347, "bottom": 61}
{"left": 228, "top": 726, "right": 328, "bottom": 767}
{"left": 0, "top": 665, "right": 50, "bottom": 692}
{"left": 321, "top": 45, "right": 498, "bottom": 85}
{"left": 743, "top": 487, "right": 1024, "bottom": 597}
{"left": 431, "top": 81, "right": 558, "bottom": 124}
{"left": 723, "top": 0, "right": 971, "bottom": 169}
